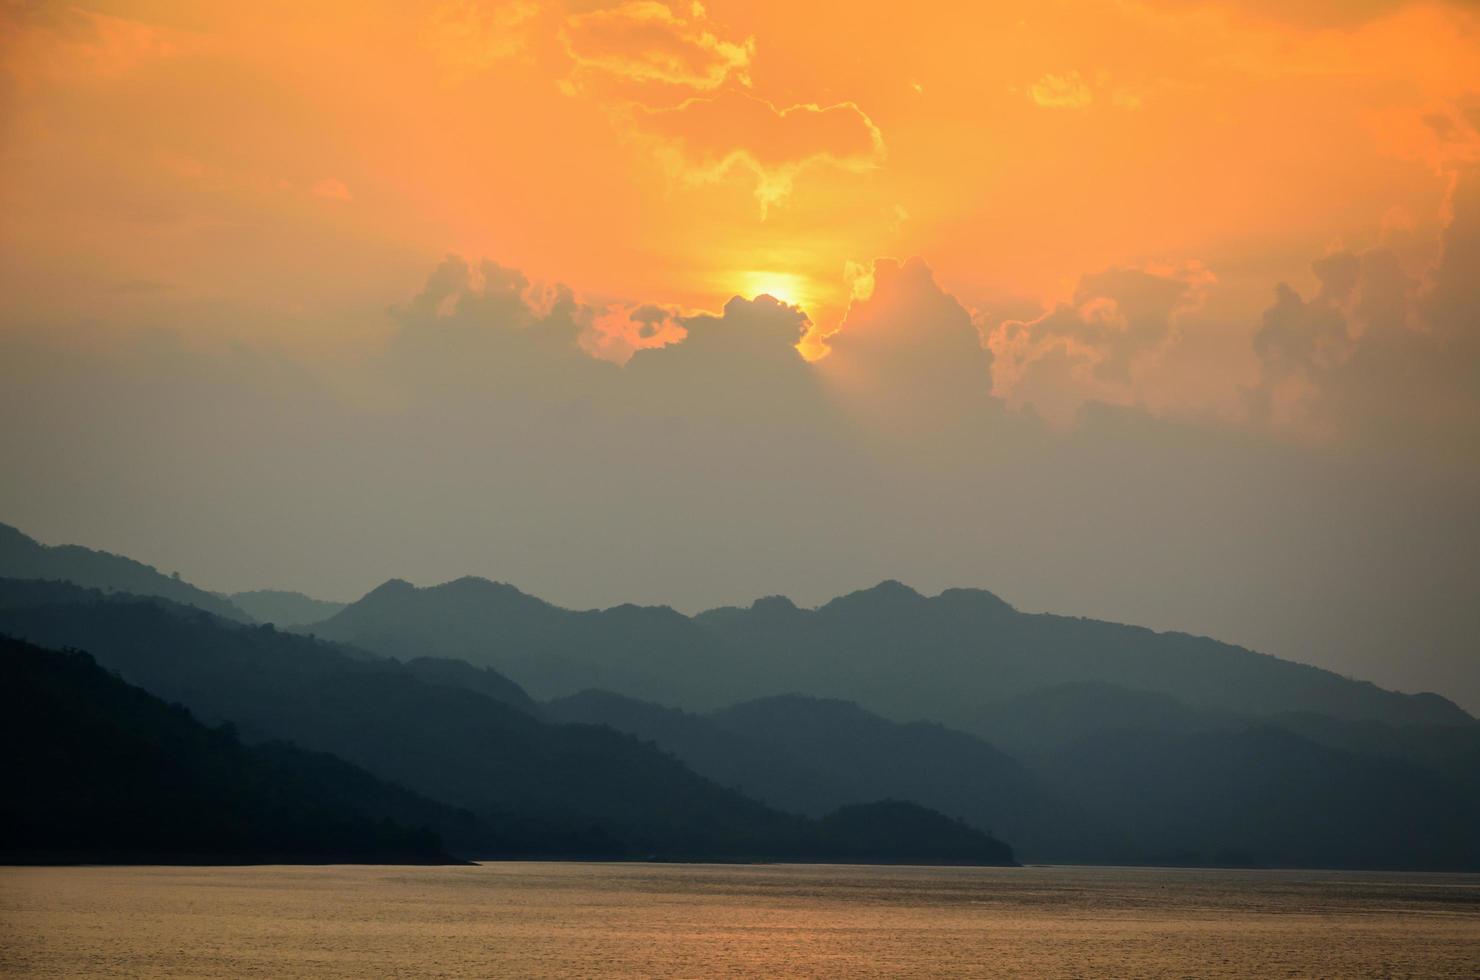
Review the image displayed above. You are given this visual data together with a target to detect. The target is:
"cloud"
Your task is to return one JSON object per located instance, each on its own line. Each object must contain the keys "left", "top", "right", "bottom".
{"left": 820, "top": 257, "right": 995, "bottom": 433}
{"left": 1029, "top": 71, "right": 1093, "bottom": 109}
{"left": 388, "top": 255, "right": 823, "bottom": 431}
{"left": 634, "top": 91, "right": 884, "bottom": 212}
{"left": 627, "top": 294, "right": 810, "bottom": 381}
{"left": 1, "top": 6, "right": 176, "bottom": 85}
{"left": 423, "top": 1, "right": 541, "bottom": 78}
{"left": 1027, "top": 69, "right": 1146, "bottom": 112}
{"left": 1245, "top": 165, "right": 1480, "bottom": 447}
{"left": 986, "top": 263, "right": 1213, "bottom": 424}
{"left": 389, "top": 255, "right": 617, "bottom": 405}
{"left": 561, "top": 1, "right": 753, "bottom": 91}
{"left": 616, "top": 294, "right": 832, "bottom": 456}
{"left": 583, "top": 302, "right": 688, "bottom": 363}
{"left": 1428, "top": 162, "right": 1480, "bottom": 330}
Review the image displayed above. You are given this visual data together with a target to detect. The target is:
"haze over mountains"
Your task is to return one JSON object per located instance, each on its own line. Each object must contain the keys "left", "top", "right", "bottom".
{"left": 310, "top": 575, "right": 1471, "bottom": 727}
{"left": 0, "top": 577, "right": 1012, "bottom": 866}
{"left": 226, "top": 590, "right": 348, "bottom": 629}
{"left": 1, "top": 520, "right": 1475, "bottom": 870}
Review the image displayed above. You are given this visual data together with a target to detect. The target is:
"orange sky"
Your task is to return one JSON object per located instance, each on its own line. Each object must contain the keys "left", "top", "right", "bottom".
{"left": 4, "top": 2, "right": 1476, "bottom": 370}
{"left": 3, "top": 1, "right": 1480, "bottom": 706}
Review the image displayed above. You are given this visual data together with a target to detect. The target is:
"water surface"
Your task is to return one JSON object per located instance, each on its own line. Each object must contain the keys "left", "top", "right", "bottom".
{"left": 3, "top": 863, "right": 1477, "bottom": 977}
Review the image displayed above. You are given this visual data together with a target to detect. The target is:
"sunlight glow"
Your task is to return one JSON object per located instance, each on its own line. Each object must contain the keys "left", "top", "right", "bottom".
{"left": 740, "top": 270, "right": 811, "bottom": 309}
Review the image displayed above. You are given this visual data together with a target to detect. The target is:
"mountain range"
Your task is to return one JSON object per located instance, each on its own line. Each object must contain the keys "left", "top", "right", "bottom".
{"left": 309, "top": 574, "right": 1470, "bottom": 727}
{"left": 0, "top": 522, "right": 250, "bottom": 622}
{"left": 1, "top": 519, "right": 1474, "bottom": 869}
{"left": 1, "top": 634, "right": 454, "bottom": 864}
{"left": 0, "top": 577, "right": 1013, "bottom": 865}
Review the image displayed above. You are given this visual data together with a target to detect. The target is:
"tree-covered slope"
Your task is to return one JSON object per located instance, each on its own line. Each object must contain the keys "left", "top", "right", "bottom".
{"left": 0, "top": 635, "right": 453, "bottom": 864}
{"left": 1040, "top": 727, "right": 1480, "bottom": 870}
{"left": 0, "top": 579, "right": 1015, "bottom": 864}
{"left": 551, "top": 689, "right": 1106, "bottom": 861}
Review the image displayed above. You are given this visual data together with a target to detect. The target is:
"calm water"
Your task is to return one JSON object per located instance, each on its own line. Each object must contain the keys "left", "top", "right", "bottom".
{"left": 2, "top": 863, "right": 1477, "bottom": 977}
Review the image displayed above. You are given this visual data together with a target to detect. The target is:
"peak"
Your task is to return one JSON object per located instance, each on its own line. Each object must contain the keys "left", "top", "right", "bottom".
{"left": 437, "top": 575, "right": 503, "bottom": 591}
{"left": 603, "top": 602, "right": 682, "bottom": 618}
{"left": 839, "top": 579, "right": 923, "bottom": 603}
{"left": 0, "top": 522, "right": 38, "bottom": 547}
{"left": 421, "top": 576, "right": 539, "bottom": 601}
{"left": 750, "top": 594, "right": 799, "bottom": 613}
{"left": 364, "top": 578, "right": 415, "bottom": 598}
{"left": 935, "top": 587, "right": 1015, "bottom": 614}
{"left": 427, "top": 577, "right": 557, "bottom": 612}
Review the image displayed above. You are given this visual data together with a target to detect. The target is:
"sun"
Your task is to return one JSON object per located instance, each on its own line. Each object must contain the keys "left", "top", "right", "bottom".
{"left": 740, "top": 270, "right": 811, "bottom": 309}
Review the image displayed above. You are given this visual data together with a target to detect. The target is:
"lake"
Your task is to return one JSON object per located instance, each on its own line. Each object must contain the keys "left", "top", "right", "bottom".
{"left": 2, "top": 863, "right": 1477, "bottom": 977}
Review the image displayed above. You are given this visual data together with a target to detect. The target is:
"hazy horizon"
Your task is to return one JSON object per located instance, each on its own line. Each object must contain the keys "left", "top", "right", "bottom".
{"left": 8, "top": 514, "right": 1479, "bottom": 715}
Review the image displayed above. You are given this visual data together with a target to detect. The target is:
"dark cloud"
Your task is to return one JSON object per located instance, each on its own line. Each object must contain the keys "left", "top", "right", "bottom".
{"left": 985, "top": 263, "right": 1208, "bottom": 424}
{"left": 1246, "top": 166, "right": 1480, "bottom": 452}
{"left": 821, "top": 257, "right": 994, "bottom": 435}
{"left": 388, "top": 254, "right": 615, "bottom": 406}
{"left": 619, "top": 295, "right": 834, "bottom": 452}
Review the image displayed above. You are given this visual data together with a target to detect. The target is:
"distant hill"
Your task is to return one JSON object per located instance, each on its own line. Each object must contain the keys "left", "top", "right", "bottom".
{"left": 947, "top": 682, "right": 1242, "bottom": 762}
{"left": 401, "top": 656, "right": 542, "bottom": 715}
{"left": 309, "top": 576, "right": 1473, "bottom": 728}
{"left": 1042, "top": 727, "right": 1479, "bottom": 870}
{"left": 550, "top": 690, "right": 1109, "bottom": 861}
{"left": 952, "top": 682, "right": 1480, "bottom": 801}
{"left": 308, "top": 577, "right": 755, "bottom": 706}
{"left": 551, "top": 684, "right": 1480, "bottom": 868}
{"left": 0, "top": 580, "right": 795, "bottom": 859}
{"left": 708, "top": 695, "right": 1111, "bottom": 860}
{"left": 695, "top": 582, "right": 1475, "bottom": 727}
{"left": 1257, "top": 710, "right": 1480, "bottom": 794}
{"left": 0, "top": 522, "right": 249, "bottom": 622}
{"left": 227, "top": 589, "right": 345, "bottom": 627}
{"left": 0, "top": 579, "right": 1014, "bottom": 865}
{"left": 549, "top": 689, "right": 832, "bottom": 811}
{"left": 0, "top": 634, "right": 453, "bottom": 864}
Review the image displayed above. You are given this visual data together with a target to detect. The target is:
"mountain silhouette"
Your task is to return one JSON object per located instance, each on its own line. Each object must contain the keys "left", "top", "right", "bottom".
{"left": 1042, "top": 727, "right": 1479, "bottom": 870}
{"left": 550, "top": 689, "right": 1111, "bottom": 861}
{"left": 309, "top": 576, "right": 1472, "bottom": 727}
{"left": 0, "top": 634, "right": 454, "bottom": 864}
{"left": 695, "top": 582, "right": 1473, "bottom": 726}
{"left": 311, "top": 576, "right": 753, "bottom": 705}
{"left": 0, "top": 578, "right": 1015, "bottom": 864}
{"left": 947, "top": 681, "right": 1242, "bottom": 762}
{"left": 7, "top": 518, "right": 1476, "bottom": 871}
{"left": 0, "top": 522, "right": 250, "bottom": 622}
{"left": 400, "top": 656, "right": 542, "bottom": 714}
